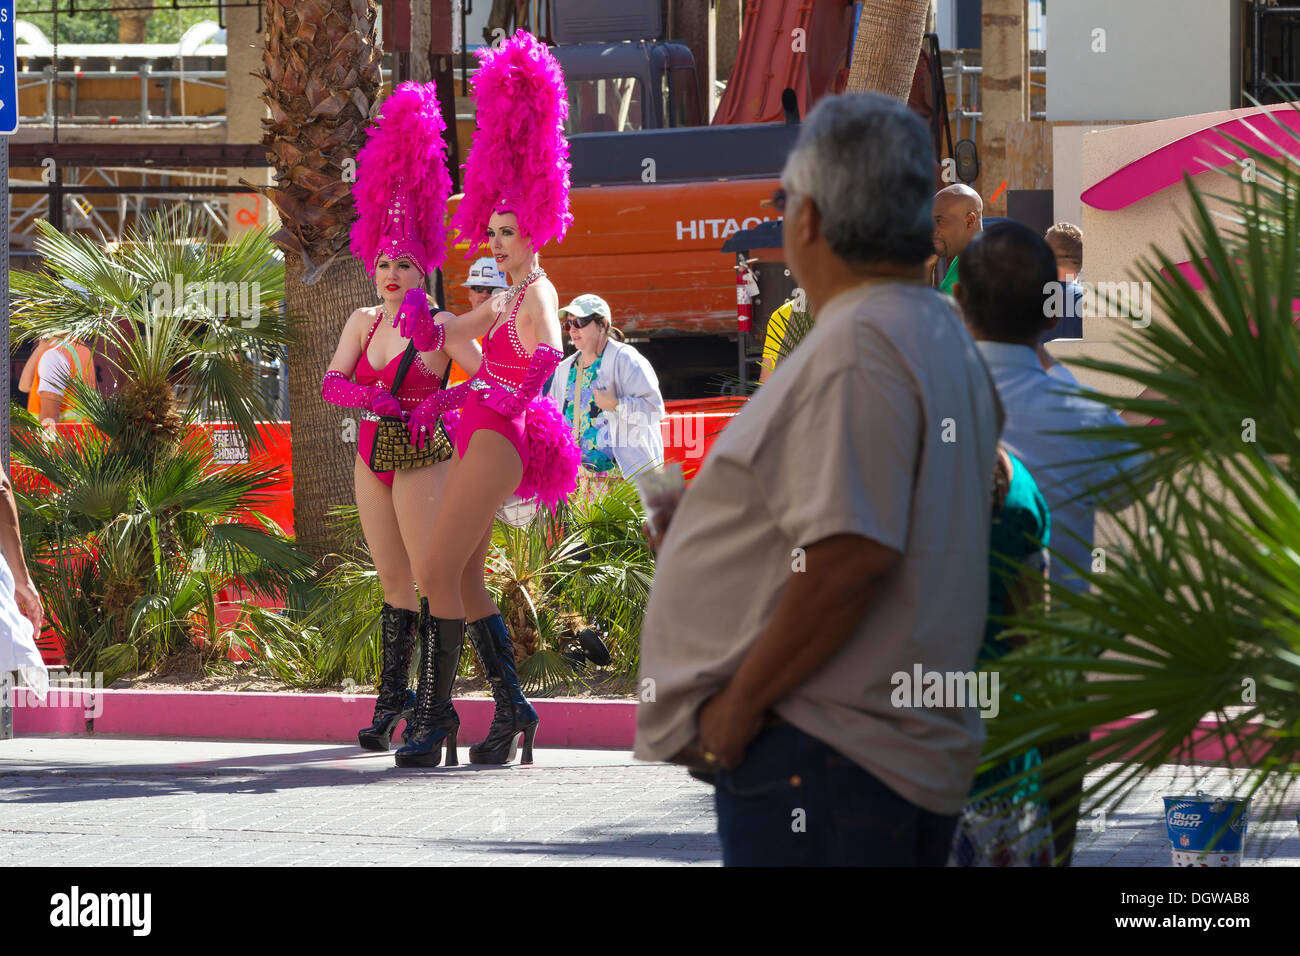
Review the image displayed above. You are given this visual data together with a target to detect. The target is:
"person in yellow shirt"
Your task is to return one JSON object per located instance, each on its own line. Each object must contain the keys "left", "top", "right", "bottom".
{"left": 758, "top": 299, "right": 813, "bottom": 384}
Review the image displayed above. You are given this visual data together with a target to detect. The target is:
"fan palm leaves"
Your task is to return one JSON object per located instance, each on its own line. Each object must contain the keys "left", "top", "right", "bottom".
{"left": 11, "top": 206, "right": 291, "bottom": 452}
{"left": 15, "top": 422, "right": 313, "bottom": 672}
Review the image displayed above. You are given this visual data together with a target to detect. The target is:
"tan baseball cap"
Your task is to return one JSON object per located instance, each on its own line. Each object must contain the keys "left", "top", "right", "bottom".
{"left": 558, "top": 294, "right": 611, "bottom": 320}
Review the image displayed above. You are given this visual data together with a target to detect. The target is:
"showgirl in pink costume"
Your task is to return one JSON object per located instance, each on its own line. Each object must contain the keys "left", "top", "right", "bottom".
{"left": 389, "top": 30, "right": 580, "bottom": 768}
{"left": 318, "top": 82, "right": 493, "bottom": 754}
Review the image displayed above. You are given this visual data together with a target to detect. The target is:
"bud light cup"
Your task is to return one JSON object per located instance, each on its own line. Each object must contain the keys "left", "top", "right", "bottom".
{"left": 1163, "top": 793, "right": 1249, "bottom": 867}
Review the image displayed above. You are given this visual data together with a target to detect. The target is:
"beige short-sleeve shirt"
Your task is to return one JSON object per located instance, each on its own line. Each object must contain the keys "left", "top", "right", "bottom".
{"left": 633, "top": 281, "right": 1002, "bottom": 815}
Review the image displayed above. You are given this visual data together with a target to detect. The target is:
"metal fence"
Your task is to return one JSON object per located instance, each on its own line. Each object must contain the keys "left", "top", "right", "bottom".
{"left": 944, "top": 51, "right": 1048, "bottom": 144}
{"left": 19, "top": 65, "right": 227, "bottom": 125}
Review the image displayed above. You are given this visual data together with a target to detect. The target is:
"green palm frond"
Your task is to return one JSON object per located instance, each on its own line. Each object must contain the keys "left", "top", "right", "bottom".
{"left": 141, "top": 446, "right": 284, "bottom": 519}
{"left": 13, "top": 223, "right": 143, "bottom": 329}
{"left": 230, "top": 603, "right": 331, "bottom": 688}
{"left": 325, "top": 503, "right": 368, "bottom": 553}
{"left": 287, "top": 554, "right": 387, "bottom": 685}
{"left": 519, "top": 646, "right": 580, "bottom": 697}
{"left": 15, "top": 427, "right": 128, "bottom": 522}
{"left": 200, "top": 522, "right": 314, "bottom": 595}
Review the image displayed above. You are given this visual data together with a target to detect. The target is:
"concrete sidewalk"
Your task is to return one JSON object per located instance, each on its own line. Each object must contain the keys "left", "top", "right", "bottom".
{"left": 0, "top": 738, "right": 720, "bottom": 866}
{"left": 0, "top": 738, "right": 1295, "bottom": 866}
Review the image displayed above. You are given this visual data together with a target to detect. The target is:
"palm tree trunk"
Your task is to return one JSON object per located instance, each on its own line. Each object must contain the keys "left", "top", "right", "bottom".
{"left": 284, "top": 255, "right": 374, "bottom": 559}
{"left": 845, "top": 0, "right": 933, "bottom": 102}
{"left": 410, "top": 0, "right": 432, "bottom": 84}
{"left": 258, "top": 0, "right": 383, "bottom": 562}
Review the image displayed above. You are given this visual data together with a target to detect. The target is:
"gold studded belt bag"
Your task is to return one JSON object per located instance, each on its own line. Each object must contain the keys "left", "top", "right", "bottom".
{"left": 368, "top": 342, "right": 452, "bottom": 471}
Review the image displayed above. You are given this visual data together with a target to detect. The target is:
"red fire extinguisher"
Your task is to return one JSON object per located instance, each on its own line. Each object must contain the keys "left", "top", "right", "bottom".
{"left": 736, "top": 257, "right": 753, "bottom": 332}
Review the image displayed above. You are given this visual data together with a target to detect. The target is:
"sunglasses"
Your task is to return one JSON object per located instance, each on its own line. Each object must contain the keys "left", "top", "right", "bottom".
{"left": 469, "top": 286, "right": 497, "bottom": 295}
{"left": 564, "top": 314, "right": 601, "bottom": 331}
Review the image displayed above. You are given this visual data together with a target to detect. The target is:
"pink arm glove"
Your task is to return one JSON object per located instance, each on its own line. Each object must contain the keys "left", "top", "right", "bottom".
{"left": 405, "top": 378, "right": 476, "bottom": 449}
{"left": 321, "top": 370, "right": 402, "bottom": 417}
{"left": 478, "top": 344, "right": 564, "bottom": 417}
{"left": 394, "top": 287, "right": 446, "bottom": 352}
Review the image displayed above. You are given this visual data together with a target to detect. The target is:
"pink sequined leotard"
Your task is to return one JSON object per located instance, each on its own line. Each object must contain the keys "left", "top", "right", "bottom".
{"left": 454, "top": 300, "right": 531, "bottom": 468}
{"left": 355, "top": 312, "right": 446, "bottom": 487}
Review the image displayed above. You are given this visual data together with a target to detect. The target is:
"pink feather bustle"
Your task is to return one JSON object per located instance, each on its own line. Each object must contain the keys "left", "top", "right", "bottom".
{"left": 440, "top": 398, "right": 577, "bottom": 513}
{"left": 450, "top": 30, "right": 574, "bottom": 256}
{"left": 516, "top": 396, "right": 581, "bottom": 513}
{"left": 349, "top": 82, "right": 453, "bottom": 277}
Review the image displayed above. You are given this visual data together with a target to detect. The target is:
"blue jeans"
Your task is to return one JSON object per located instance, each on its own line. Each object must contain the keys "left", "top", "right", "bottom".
{"left": 714, "top": 722, "right": 958, "bottom": 866}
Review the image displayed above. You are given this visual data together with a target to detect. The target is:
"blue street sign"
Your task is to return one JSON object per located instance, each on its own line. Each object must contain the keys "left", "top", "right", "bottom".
{"left": 0, "top": 0, "right": 16, "bottom": 135}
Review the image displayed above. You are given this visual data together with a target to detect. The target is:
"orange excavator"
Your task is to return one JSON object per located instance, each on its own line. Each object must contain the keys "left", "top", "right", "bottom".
{"left": 443, "top": 0, "right": 947, "bottom": 397}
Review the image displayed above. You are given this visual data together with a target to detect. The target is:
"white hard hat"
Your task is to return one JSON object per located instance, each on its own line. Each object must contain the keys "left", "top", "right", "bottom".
{"left": 463, "top": 257, "right": 508, "bottom": 289}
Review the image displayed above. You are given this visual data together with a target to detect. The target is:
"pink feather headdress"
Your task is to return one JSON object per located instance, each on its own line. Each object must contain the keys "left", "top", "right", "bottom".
{"left": 350, "top": 81, "right": 453, "bottom": 277}
{"left": 450, "top": 30, "right": 573, "bottom": 256}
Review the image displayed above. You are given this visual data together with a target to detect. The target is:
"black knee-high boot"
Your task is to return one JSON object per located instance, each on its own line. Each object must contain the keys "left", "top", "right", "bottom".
{"left": 394, "top": 600, "right": 463, "bottom": 768}
{"left": 357, "top": 603, "right": 418, "bottom": 751}
{"left": 466, "top": 614, "right": 539, "bottom": 765}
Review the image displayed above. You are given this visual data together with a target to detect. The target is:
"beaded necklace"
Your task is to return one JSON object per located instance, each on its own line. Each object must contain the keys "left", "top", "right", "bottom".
{"left": 505, "top": 267, "right": 546, "bottom": 302}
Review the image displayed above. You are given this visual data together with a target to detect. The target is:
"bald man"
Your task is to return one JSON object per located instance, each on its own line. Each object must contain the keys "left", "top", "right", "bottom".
{"left": 933, "top": 184, "right": 983, "bottom": 295}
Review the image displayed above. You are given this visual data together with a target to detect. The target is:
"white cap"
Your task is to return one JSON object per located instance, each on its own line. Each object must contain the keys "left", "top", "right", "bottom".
{"left": 463, "top": 257, "right": 508, "bottom": 289}
{"left": 558, "top": 294, "right": 611, "bottom": 320}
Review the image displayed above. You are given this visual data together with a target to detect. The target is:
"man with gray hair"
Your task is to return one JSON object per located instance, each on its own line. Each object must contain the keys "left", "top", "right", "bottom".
{"left": 635, "top": 93, "right": 1003, "bottom": 865}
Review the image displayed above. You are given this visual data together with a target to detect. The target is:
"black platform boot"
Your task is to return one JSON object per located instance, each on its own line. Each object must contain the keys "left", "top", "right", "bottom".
{"left": 357, "top": 603, "right": 418, "bottom": 751}
{"left": 466, "top": 614, "right": 539, "bottom": 765}
{"left": 394, "top": 603, "right": 463, "bottom": 768}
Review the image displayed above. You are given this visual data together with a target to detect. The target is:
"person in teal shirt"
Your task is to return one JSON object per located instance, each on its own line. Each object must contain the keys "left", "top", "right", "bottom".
{"left": 950, "top": 446, "right": 1054, "bottom": 867}
{"left": 561, "top": 347, "right": 617, "bottom": 474}
{"left": 933, "top": 183, "right": 983, "bottom": 294}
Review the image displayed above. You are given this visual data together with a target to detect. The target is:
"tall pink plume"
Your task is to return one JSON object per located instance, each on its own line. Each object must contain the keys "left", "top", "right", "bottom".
{"left": 349, "top": 81, "right": 453, "bottom": 277}
{"left": 450, "top": 30, "right": 574, "bottom": 257}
